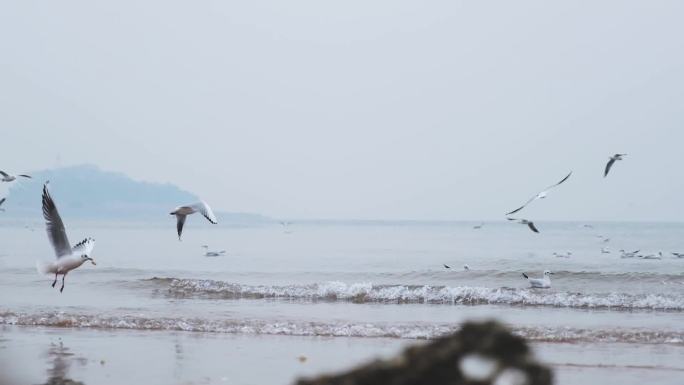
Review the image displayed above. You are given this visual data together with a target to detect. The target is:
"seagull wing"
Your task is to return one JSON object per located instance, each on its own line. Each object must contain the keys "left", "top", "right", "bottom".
{"left": 176, "top": 215, "right": 187, "bottom": 240}
{"left": 545, "top": 171, "right": 572, "bottom": 190}
{"left": 506, "top": 195, "right": 537, "bottom": 215}
{"left": 0, "top": 171, "right": 8, "bottom": 177}
{"left": 527, "top": 222, "right": 540, "bottom": 233}
{"left": 42, "top": 183, "right": 72, "bottom": 258}
{"left": 72, "top": 238, "right": 96, "bottom": 256}
{"left": 189, "top": 201, "right": 218, "bottom": 224}
{"left": 604, "top": 158, "right": 616, "bottom": 177}
{"left": 443, "top": 264, "right": 450, "bottom": 269}
{"left": 18, "top": 174, "right": 32, "bottom": 178}
{"left": 0, "top": 198, "right": 5, "bottom": 206}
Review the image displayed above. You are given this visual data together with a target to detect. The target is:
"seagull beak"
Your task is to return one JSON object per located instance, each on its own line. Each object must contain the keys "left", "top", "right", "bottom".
{"left": 89, "top": 258, "right": 97, "bottom": 266}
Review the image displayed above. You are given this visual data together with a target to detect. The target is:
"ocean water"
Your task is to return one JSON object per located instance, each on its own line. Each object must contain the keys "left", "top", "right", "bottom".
{"left": 1, "top": 220, "right": 683, "bottom": 383}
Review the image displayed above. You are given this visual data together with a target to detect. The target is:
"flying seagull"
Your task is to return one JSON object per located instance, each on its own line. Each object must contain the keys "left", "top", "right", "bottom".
{"left": 506, "top": 171, "right": 572, "bottom": 215}
{"left": 0, "top": 170, "right": 31, "bottom": 182}
{"left": 37, "top": 182, "right": 96, "bottom": 292}
{"left": 170, "top": 201, "right": 218, "bottom": 240}
{"left": 604, "top": 154, "right": 626, "bottom": 177}
{"left": 507, "top": 217, "right": 539, "bottom": 233}
{"left": 0, "top": 197, "right": 5, "bottom": 212}
{"left": 522, "top": 270, "right": 553, "bottom": 288}
{"left": 201, "top": 245, "right": 226, "bottom": 257}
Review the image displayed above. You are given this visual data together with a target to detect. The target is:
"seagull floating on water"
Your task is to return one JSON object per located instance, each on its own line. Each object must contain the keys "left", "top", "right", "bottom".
{"left": 522, "top": 270, "right": 553, "bottom": 288}
{"left": 0, "top": 170, "right": 31, "bottom": 182}
{"left": 507, "top": 217, "right": 539, "bottom": 233}
{"left": 604, "top": 154, "right": 626, "bottom": 177}
{"left": 639, "top": 252, "right": 663, "bottom": 260}
{"left": 672, "top": 252, "right": 684, "bottom": 258}
{"left": 472, "top": 222, "right": 484, "bottom": 230}
{"left": 201, "top": 245, "right": 226, "bottom": 257}
{"left": 553, "top": 252, "right": 572, "bottom": 258}
{"left": 601, "top": 247, "right": 611, "bottom": 254}
{"left": 36, "top": 182, "right": 96, "bottom": 293}
{"left": 506, "top": 171, "right": 572, "bottom": 215}
{"left": 619, "top": 249, "right": 640, "bottom": 258}
{"left": 170, "top": 201, "right": 218, "bottom": 240}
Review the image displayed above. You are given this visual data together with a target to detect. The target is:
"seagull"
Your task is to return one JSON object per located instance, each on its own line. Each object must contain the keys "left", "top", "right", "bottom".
{"left": 0, "top": 170, "right": 31, "bottom": 182}
{"left": 601, "top": 247, "right": 611, "bottom": 254}
{"left": 639, "top": 252, "right": 663, "bottom": 260}
{"left": 463, "top": 264, "right": 470, "bottom": 271}
{"left": 169, "top": 201, "right": 218, "bottom": 240}
{"left": 522, "top": 270, "right": 553, "bottom": 288}
{"left": 0, "top": 197, "right": 5, "bottom": 212}
{"left": 280, "top": 221, "right": 293, "bottom": 234}
{"left": 604, "top": 154, "right": 627, "bottom": 177}
{"left": 506, "top": 171, "right": 572, "bottom": 215}
{"left": 201, "top": 245, "right": 226, "bottom": 257}
{"left": 443, "top": 264, "right": 451, "bottom": 269}
{"left": 553, "top": 252, "right": 572, "bottom": 258}
{"left": 473, "top": 222, "right": 484, "bottom": 229}
{"left": 37, "top": 182, "right": 96, "bottom": 293}
{"left": 507, "top": 217, "right": 539, "bottom": 233}
{"left": 619, "top": 249, "right": 640, "bottom": 258}
{"left": 672, "top": 252, "right": 684, "bottom": 258}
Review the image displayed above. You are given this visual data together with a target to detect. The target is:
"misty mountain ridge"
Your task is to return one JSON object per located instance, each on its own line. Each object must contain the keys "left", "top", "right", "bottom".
{"left": 0, "top": 164, "right": 269, "bottom": 223}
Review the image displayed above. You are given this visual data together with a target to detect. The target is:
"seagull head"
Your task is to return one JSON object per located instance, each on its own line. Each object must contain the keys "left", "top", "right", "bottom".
{"left": 543, "top": 270, "right": 553, "bottom": 276}
{"left": 81, "top": 254, "right": 96, "bottom": 265}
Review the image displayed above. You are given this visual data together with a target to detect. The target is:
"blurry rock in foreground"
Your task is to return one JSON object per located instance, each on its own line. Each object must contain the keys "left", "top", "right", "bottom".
{"left": 295, "top": 321, "right": 552, "bottom": 385}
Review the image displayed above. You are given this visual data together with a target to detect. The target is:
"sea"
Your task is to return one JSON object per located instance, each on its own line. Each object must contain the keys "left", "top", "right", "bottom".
{"left": 1, "top": 220, "right": 683, "bottom": 384}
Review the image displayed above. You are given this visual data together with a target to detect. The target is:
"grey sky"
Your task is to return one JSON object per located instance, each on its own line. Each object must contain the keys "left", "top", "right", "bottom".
{"left": 1, "top": 1, "right": 683, "bottom": 221}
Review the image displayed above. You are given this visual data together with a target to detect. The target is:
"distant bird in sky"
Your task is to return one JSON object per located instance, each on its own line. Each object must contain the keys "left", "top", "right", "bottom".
{"left": 604, "top": 154, "right": 626, "bottom": 177}
{"left": 0, "top": 197, "right": 5, "bottom": 212}
{"left": 506, "top": 171, "right": 572, "bottom": 215}
{"left": 170, "top": 201, "right": 218, "bottom": 240}
{"left": 522, "top": 270, "right": 553, "bottom": 288}
{"left": 37, "top": 182, "right": 96, "bottom": 292}
{"left": 0, "top": 170, "right": 31, "bottom": 182}
{"left": 472, "top": 222, "right": 484, "bottom": 229}
{"left": 201, "top": 245, "right": 226, "bottom": 257}
{"left": 507, "top": 217, "right": 539, "bottom": 233}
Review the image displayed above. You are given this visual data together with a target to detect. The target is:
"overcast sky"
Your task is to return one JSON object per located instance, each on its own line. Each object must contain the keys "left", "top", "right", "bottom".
{"left": 1, "top": 1, "right": 683, "bottom": 221}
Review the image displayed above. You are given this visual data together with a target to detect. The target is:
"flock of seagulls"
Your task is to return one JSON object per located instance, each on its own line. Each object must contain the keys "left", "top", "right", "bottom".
{"left": 0, "top": 153, "right": 678, "bottom": 292}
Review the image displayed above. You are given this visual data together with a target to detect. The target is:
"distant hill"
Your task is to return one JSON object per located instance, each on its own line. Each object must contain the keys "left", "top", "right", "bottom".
{"left": 0, "top": 164, "right": 270, "bottom": 223}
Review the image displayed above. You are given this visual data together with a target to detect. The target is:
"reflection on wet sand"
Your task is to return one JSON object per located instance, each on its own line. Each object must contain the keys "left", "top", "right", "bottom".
{"left": 40, "top": 339, "right": 85, "bottom": 385}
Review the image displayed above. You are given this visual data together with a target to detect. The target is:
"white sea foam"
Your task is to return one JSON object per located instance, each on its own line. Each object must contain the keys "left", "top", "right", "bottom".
{"left": 157, "top": 278, "right": 684, "bottom": 311}
{"left": 1, "top": 310, "right": 682, "bottom": 345}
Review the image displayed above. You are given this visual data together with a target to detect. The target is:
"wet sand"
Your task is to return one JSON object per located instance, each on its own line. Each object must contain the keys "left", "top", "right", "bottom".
{"left": 2, "top": 325, "right": 683, "bottom": 385}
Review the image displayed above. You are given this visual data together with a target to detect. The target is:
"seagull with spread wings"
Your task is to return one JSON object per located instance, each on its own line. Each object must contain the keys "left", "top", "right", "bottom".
{"left": 170, "top": 201, "right": 218, "bottom": 240}
{"left": 37, "top": 182, "right": 96, "bottom": 293}
{"left": 604, "top": 154, "right": 626, "bottom": 177}
{"left": 0, "top": 170, "right": 31, "bottom": 182}
{"left": 507, "top": 217, "right": 540, "bottom": 233}
{"left": 506, "top": 171, "right": 572, "bottom": 215}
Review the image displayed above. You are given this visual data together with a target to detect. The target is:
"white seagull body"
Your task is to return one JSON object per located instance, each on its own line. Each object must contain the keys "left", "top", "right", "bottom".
{"left": 619, "top": 249, "right": 640, "bottom": 259}
{"left": 604, "top": 154, "right": 626, "bottom": 178}
{"left": 507, "top": 217, "right": 539, "bottom": 233}
{"left": 170, "top": 201, "right": 218, "bottom": 240}
{"left": 201, "top": 245, "right": 226, "bottom": 257}
{"left": 522, "top": 270, "right": 553, "bottom": 288}
{"left": 37, "top": 182, "right": 96, "bottom": 292}
{"left": 506, "top": 171, "right": 572, "bottom": 215}
{"left": 0, "top": 170, "right": 31, "bottom": 182}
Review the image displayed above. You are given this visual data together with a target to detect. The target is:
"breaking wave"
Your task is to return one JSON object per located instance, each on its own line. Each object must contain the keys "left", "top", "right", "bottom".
{"left": 150, "top": 278, "right": 684, "bottom": 311}
{"left": 1, "top": 310, "right": 682, "bottom": 345}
